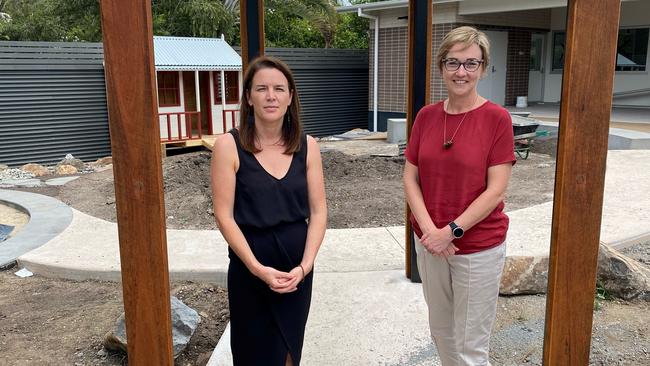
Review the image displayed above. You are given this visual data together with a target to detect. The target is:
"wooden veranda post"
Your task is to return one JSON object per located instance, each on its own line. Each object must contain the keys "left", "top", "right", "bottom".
{"left": 99, "top": 1, "right": 174, "bottom": 364}
{"left": 240, "top": 0, "right": 265, "bottom": 72}
{"left": 543, "top": 0, "right": 621, "bottom": 364}
{"left": 405, "top": 0, "right": 432, "bottom": 281}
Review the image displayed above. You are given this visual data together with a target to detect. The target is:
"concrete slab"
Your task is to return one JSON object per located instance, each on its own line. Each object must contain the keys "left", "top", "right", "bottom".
{"left": 537, "top": 122, "right": 650, "bottom": 150}
{"left": 45, "top": 176, "right": 80, "bottom": 186}
{"left": 17, "top": 208, "right": 231, "bottom": 284}
{"left": 0, "top": 178, "right": 43, "bottom": 188}
{"left": 208, "top": 270, "right": 439, "bottom": 366}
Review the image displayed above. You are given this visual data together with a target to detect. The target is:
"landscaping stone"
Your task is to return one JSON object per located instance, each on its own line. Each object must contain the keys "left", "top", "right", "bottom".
{"left": 58, "top": 154, "right": 85, "bottom": 170}
{"left": 598, "top": 243, "right": 650, "bottom": 301}
{"left": 21, "top": 163, "right": 49, "bottom": 177}
{"left": 55, "top": 165, "right": 78, "bottom": 175}
{"left": 103, "top": 296, "right": 201, "bottom": 358}
{"left": 0, "top": 164, "right": 8, "bottom": 172}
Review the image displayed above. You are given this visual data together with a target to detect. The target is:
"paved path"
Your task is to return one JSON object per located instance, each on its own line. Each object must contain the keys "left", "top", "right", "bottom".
{"left": 2, "top": 150, "right": 649, "bottom": 365}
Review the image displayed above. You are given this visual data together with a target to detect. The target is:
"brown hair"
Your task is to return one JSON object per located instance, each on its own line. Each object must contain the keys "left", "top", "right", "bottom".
{"left": 238, "top": 56, "right": 302, "bottom": 154}
{"left": 436, "top": 26, "right": 490, "bottom": 74}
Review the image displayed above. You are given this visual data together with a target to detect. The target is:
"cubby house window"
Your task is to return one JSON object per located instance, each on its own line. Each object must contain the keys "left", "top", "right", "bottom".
{"left": 213, "top": 71, "right": 240, "bottom": 104}
{"left": 157, "top": 71, "right": 180, "bottom": 107}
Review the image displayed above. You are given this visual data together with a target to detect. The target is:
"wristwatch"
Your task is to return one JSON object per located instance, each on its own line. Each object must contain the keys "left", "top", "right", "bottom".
{"left": 448, "top": 221, "right": 464, "bottom": 239}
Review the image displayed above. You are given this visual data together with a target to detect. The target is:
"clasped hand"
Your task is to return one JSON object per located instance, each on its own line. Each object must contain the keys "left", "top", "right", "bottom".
{"left": 420, "top": 228, "right": 459, "bottom": 257}
{"left": 256, "top": 265, "right": 305, "bottom": 294}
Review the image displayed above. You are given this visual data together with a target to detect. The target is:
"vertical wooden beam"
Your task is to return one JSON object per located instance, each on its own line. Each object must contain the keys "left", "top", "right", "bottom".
{"left": 543, "top": 0, "right": 621, "bottom": 364}
{"left": 240, "top": 0, "right": 265, "bottom": 72}
{"left": 405, "top": 0, "right": 432, "bottom": 281}
{"left": 99, "top": 1, "right": 173, "bottom": 365}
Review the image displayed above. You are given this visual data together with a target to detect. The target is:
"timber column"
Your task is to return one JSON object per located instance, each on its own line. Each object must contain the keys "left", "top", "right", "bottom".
{"left": 543, "top": 0, "right": 621, "bottom": 364}
{"left": 240, "top": 0, "right": 265, "bottom": 72}
{"left": 99, "top": 1, "right": 174, "bottom": 364}
{"left": 405, "top": 0, "right": 432, "bottom": 282}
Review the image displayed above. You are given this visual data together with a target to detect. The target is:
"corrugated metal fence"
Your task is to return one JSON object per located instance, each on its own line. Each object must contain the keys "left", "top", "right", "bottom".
{"left": 0, "top": 41, "right": 111, "bottom": 167}
{"left": 0, "top": 43, "right": 368, "bottom": 167}
{"left": 265, "top": 48, "right": 368, "bottom": 136}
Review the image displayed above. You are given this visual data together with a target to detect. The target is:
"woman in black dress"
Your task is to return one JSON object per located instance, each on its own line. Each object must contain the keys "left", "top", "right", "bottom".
{"left": 211, "top": 56, "right": 327, "bottom": 366}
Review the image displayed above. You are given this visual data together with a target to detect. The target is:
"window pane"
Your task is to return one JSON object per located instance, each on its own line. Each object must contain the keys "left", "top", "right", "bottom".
{"left": 616, "top": 28, "right": 648, "bottom": 71}
{"left": 552, "top": 32, "right": 565, "bottom": 70}
{"left": 225, "top": 71, "right": 239, "bottom": 104}
{"left": 530, "top": 37, "right": 543, "bottom": 71}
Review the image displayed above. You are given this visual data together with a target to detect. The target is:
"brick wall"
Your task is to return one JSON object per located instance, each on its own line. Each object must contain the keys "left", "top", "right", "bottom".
{"left": 369, "top": 23, "right": 548, "bottom": 113}
{"left": 506, "top": 29, "right": 532, "bottom": 106}
{"left": 370, "top": 27, "right": 408, "bottom": 112}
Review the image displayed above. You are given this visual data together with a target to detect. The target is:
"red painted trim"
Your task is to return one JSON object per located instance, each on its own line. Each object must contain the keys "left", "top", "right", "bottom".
{"left": 222, "top": 109, "right": 238, "bottom": 134}
{"left": 158, "top": 111, "right": 202, "bottom": 142}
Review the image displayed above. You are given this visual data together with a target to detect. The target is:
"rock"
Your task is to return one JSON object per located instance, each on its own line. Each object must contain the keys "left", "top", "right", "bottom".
{"left": 0, "top": 164, "right": 8, "bottom": 172}
{"left": 500, "top": 256, "right": 549, "bottom": 295}
{"left": 93, "top": 156, "right": 113, "bottom": 166}
{"left": 21, "top": 163, "right": 49, "bottom": 177}
{"left": 58, "top": 154, "right": 85, "bottom": 170}
{"left": 103, "top": 296, "right": 201, "bottom": 358}
{"left": 597, "top": 243, "right": 650, "bottom": 301}
{"left": 55, "top": 164, "right": 78, "bottom": 175}
{"left": 499, "top": 242, "right": 650, "bottom": 300}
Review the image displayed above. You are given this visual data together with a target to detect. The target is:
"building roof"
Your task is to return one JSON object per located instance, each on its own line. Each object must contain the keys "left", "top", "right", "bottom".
{"left": 153, "top": 36, "right": 242, "bottom": 71}
{"left": 336, "top": 0, "right": 460, "bottom": 13}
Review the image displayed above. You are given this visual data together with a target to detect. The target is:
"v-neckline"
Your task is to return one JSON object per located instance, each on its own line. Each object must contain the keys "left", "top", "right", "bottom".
{"left": 252, "top": 152, "right": 295, "bottom": 181}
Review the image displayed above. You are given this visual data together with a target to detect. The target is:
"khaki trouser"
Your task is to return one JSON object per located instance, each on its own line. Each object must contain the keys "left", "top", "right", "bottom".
{"left": 415, "top": 237, "right": 506, "bottom": 366}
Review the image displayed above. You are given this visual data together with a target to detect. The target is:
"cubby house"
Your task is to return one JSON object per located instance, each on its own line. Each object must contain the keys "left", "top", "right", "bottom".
{"left": 154, "top": 36, "right": 242, "bottom": 147}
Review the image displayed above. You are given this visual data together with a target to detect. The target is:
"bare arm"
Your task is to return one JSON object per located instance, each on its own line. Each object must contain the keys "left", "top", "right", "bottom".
{"left": 403, "top": 160, "right": 455, "bottom": 255}
{"left": 301, "top": 135, "right": 327, "bottom": 274}
{"left": 210, "top": 134, "right": 294, "bottom": 292}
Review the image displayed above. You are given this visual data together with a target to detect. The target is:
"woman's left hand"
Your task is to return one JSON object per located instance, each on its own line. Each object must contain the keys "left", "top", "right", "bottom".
{"left": 270, "top": 266, "right": 305, "bottom": 294}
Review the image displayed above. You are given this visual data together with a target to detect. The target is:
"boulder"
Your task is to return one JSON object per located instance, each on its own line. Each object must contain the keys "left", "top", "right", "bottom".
{"left": 94, "top": 156, "right": 113, "bottom": 166}
{"left": 21, "top": 163, "right": 49, "bottom": 177}
{"left": 500, "top": 242, "right": 649, "bottom": 300}
{"left": 0, "top": 164, "right": 8, "bottom": 172}
{"left": 597, "top": 243, "right": 650, "bottom": 301}
{"left": 55, "top": 164, "right": 78, "bottom": 175}
{"left": 58, "top": 154, "right": 85, "bottom": 170}
{"left": 500, "top": 256, "right": 549, "bottom": 295}
{"left": 103, "top": 296, "right": 201, "bottom": 358}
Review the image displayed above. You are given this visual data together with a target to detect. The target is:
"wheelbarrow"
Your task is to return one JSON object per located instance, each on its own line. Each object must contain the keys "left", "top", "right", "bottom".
{"left": 511, "top": 114, "right": 548, "bottom": 159}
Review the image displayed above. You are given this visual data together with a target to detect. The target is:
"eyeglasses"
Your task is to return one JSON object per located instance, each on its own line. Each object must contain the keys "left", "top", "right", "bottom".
{"left": 442, "top": 58, "right": 484, "bottom": 72}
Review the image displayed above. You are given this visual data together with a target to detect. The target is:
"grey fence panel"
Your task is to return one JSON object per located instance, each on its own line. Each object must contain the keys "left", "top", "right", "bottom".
{"left": 249, "top": 48, "right": 369, "bottom": 137}
{"left": 0, "top": 41, "right": 110, "bottom": 167}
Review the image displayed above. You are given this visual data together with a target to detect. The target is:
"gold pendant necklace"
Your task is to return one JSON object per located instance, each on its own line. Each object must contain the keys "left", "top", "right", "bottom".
{"left": 443, "top": 95, "right": 479, "bottom": 149}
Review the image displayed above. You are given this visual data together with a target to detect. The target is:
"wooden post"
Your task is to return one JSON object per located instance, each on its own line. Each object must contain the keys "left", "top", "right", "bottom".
{"left": 405, "top": 0, "right": 432, "bottom": 281}
{"left": 240, "top": 0, "right": 265, "bottom": 72}
{"left": 543, "top": 0, "right": 621, "bottom": 364}
{"left": 99, "top": 1, "right": 173, "bottom": 365}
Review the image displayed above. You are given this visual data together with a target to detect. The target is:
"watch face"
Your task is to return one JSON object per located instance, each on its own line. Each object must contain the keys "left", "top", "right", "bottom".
{"left": 453, "top": 227, "right": 464, "bottom": 238}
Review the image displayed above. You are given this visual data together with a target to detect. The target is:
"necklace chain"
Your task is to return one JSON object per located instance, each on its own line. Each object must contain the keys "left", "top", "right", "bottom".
{"left": 443, "top": 95, "right": 479, "bottom": 149}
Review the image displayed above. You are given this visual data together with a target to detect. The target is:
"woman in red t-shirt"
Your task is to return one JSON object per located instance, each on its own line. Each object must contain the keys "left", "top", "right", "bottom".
{"left": 404, "top": 26, "right": 516, "bottom": 366}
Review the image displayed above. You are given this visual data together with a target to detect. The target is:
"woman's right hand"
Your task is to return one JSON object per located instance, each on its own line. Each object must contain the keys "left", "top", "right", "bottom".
{"left": 420, "top": 228, "right": 457, "bottom": 256}
{"left": 254, "top": 265, "right": 299, "bottom": 293}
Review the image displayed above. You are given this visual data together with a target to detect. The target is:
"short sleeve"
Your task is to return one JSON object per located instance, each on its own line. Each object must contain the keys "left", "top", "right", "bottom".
{"left": 488, "top": 110, "right": 516, "bottom": 167}
{"left": 404, "top": 110, "right": 425, "bottom": 166}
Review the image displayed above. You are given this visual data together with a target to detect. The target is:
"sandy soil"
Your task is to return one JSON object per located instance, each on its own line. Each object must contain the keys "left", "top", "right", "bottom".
{"left": 0, "top": 204, "right": 29, "bottom": 239}
{"left": 2, "top": 137, "right": 649, "bottom": 365}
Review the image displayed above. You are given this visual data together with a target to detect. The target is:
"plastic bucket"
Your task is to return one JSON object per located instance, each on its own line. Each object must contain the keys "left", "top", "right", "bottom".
{"left": 516, "top": 96, "right": 528, "bottom": 108}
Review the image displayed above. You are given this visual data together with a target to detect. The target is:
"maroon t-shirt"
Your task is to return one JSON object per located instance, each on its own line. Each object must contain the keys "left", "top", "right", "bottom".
{"left": 405, "top": 100, "right": 516, "bottom": 254}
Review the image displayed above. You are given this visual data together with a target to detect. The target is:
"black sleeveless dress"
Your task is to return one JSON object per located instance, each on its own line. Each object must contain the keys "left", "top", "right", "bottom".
{"left": 228, "top": 129, "right": 313, "bottom": 365}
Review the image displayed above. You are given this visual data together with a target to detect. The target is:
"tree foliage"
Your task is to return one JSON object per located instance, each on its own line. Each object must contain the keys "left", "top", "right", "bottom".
{"left": 0, "top": 0, "right": 369, "bottom": 49}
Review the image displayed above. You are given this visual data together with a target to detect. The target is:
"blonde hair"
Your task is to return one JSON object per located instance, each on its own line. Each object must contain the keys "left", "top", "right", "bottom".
{"left": 436, "top": 26, "right": 490, "bottom": 73}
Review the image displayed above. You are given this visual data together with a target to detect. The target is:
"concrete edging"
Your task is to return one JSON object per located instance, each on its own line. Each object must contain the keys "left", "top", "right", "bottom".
{"left": 0, "top": 189, "right": 73, "bottom": 269}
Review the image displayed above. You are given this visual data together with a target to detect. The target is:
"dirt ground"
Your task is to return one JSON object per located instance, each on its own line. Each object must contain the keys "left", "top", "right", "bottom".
{"left": 2, "top": 137, "right": 649, "bottom": 365}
